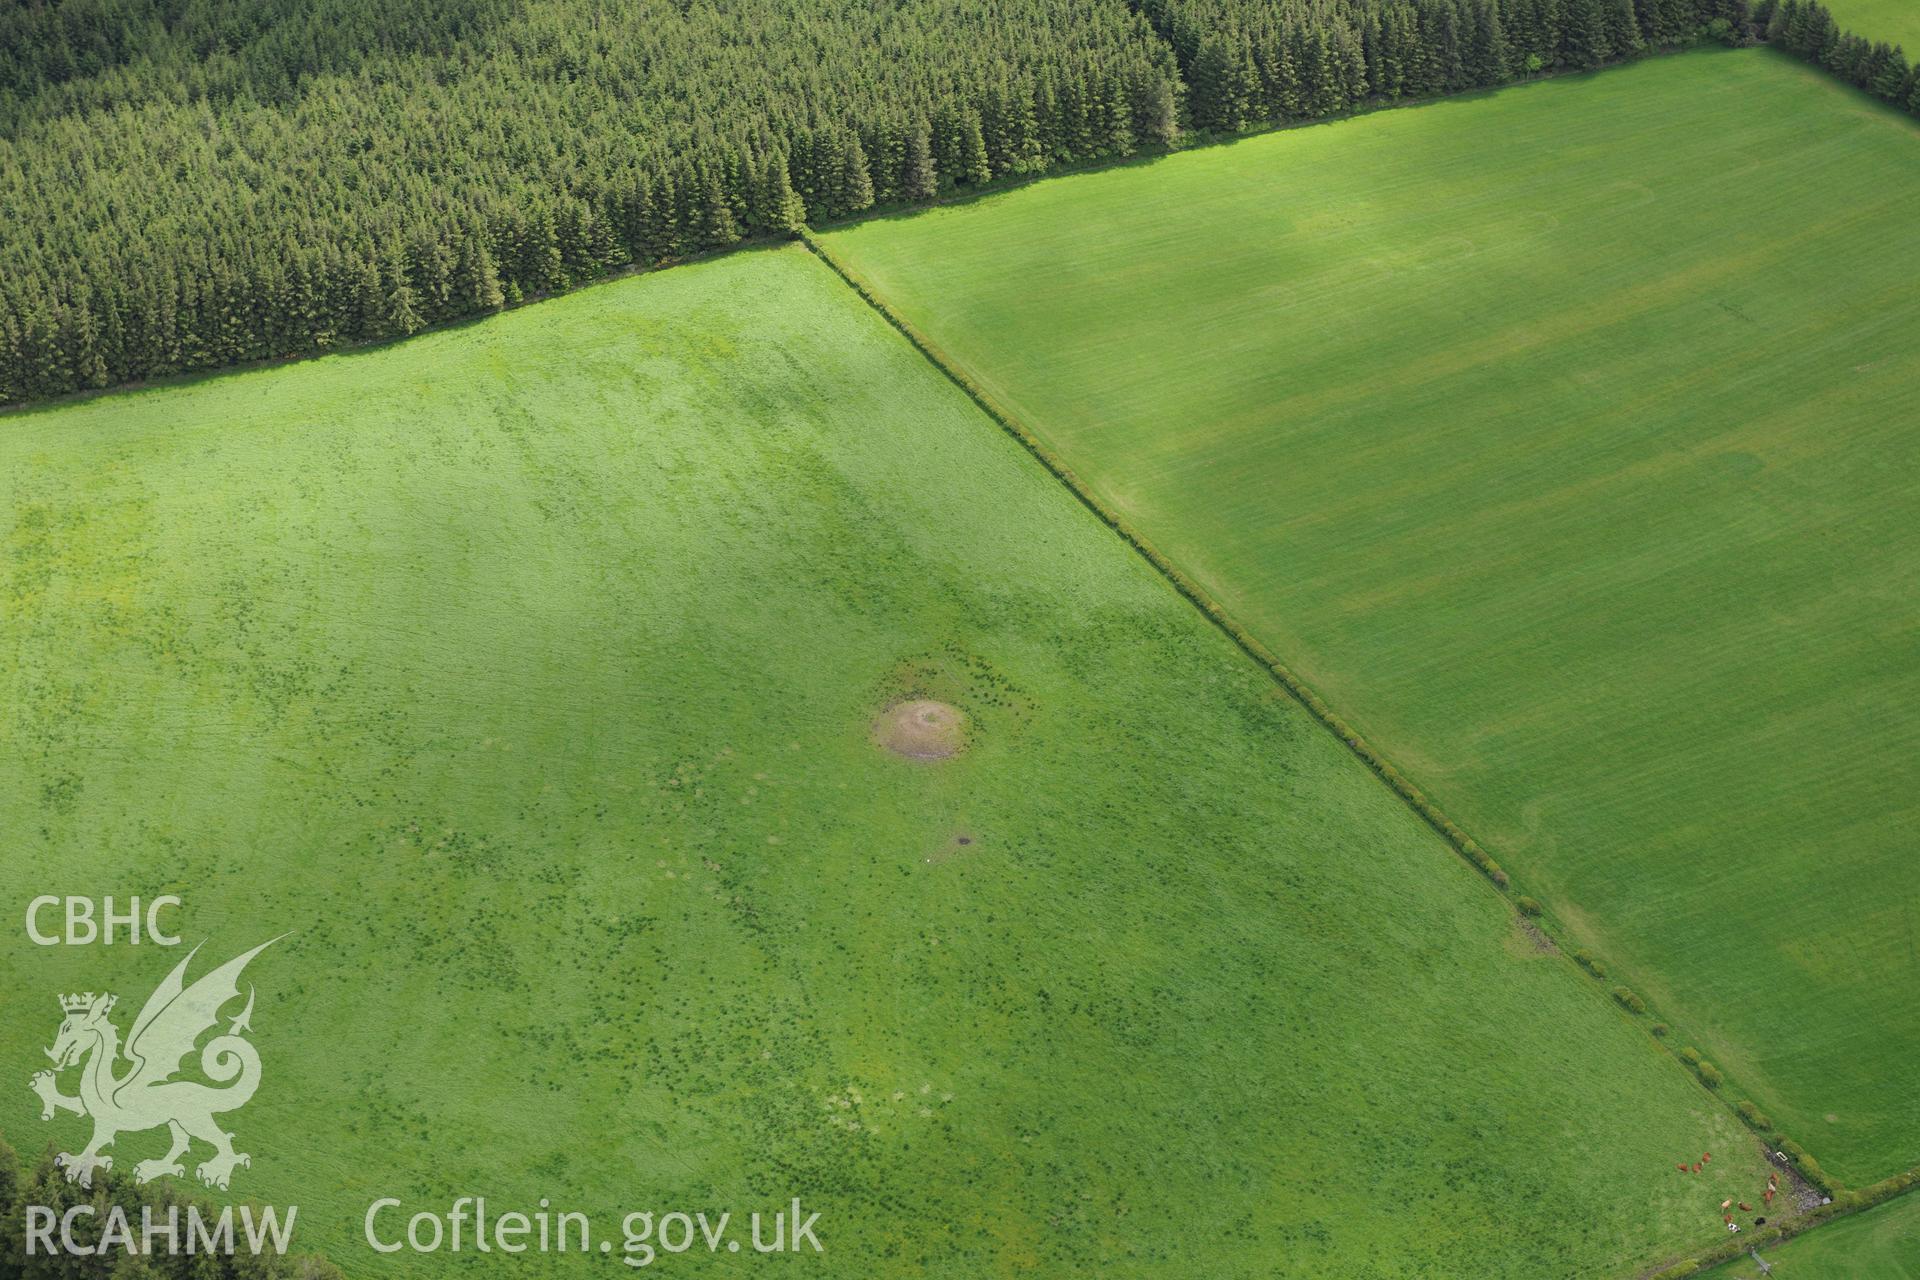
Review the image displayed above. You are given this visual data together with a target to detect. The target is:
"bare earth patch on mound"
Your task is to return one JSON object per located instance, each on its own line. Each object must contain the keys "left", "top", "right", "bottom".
{"left": 874, "top": 700, "right": 966, "bottom": 761}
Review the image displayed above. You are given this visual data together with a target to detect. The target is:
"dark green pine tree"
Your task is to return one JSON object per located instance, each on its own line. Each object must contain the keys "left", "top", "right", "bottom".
{"left": 1767, "top": 0, "right": 1796, "bottom": 41}
{"left": 1805, "top": 3, "right": 1840, "bottom": 60}
{"left": 1827, "top": 31, "right": 1868, "bottom": 81}
{"left": 1562, "top": 0, "right": 1614, "bottom": 67}
{"left": 1895, "top": 57, "right": 1920, "bottom": 106}
{"left": 1273, "top": 28, "right": 1307, "bottom": 115}
{"left": 1535, "top": 0, "right": 1568, "bottom": 66}
{"left": 380, "top": 237, "right": 423, "bottom": 338}
{"left": 698, "top": 174, "right": 741, "bottom": 249}
{"left": 525, "top": 205, "right": 564, "bottom": 294}
{"left": 0, "top": 305, "right": 25, "bottom": 404}
{"left": 68, "top": 284, "right": 109, "bottom": 388}
{"left": 1435, "top": 2, "right": 1465, "bottom": 90}
{"left": 1466, "top": 0, "right": 1510, "bottom": 84}
{"left": 1002, "top": 82, "right": 1044, "bottom": 173}
{"left": 642, "top": 170, "right": 680, "bottom": 264}
{"left": 1189, "top": 38, "right": 1232, "bottom": 129}
{"left": 1376, "top": 6, "right": 1414, "bottom": 97}
{"left": 1132, "top": 74, "right": 1178, "bottom": 148}
{"left": 836, "top": 131, "right": 872, "bottom": 213}
{"left": 1031, "top": 74, "right": 1062, "bottom": 165}
{"left": 1049, "top": 70, "right": 1083, "bottom": 154}
{"left": 902, "top": 117, "right": 937, "bottom": 200}
{"left": 1604, "top": 0, "right": 1642, "bottom": 60}
{"left": 345, "top": 251, "right": 383, "bottom": 342}
{"left": 767, "top": 154, "right": 808, "bottom": 235}
{"left": 457, "top": 232, "right": 505, "bottom": 311}
{"left": 1407, "top": 8, "right": 1444, "bottom": 95}
{"left": 415, "top": 235, "right": 454, "bottom": 324}
{"left": 1305, "top": 29, "right": 1344, "bottom": 115}
{"left": 960, "top": 107, "right": 994, "bottom": 182}
{"left": 1331, "top": 25, "right": 1370, "bottom": 105}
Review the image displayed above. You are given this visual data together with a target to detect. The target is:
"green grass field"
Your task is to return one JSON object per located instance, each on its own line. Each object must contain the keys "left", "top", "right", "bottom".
{"left": 0, "top": 245, "right": 1767, "bottom": 1274}
{"left": 821, "top": 49, "right": 1920, "bottom": 1187}
{"left": 1705, "top": 1193, "right": 1920, "bottom": 1278}
{"left": 1824, "top": 0, "right": 1920, "bottom": 50}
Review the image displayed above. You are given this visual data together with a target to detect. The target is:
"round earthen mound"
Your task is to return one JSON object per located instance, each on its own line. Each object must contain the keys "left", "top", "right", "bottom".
{"left": 873, "top": 699, "right": 966, "bottom": 761}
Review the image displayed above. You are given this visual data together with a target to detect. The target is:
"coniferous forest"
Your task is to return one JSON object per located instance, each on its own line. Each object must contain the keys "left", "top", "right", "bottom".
{"left": 0, "top": 0, "right": 1907, "bottom": 405}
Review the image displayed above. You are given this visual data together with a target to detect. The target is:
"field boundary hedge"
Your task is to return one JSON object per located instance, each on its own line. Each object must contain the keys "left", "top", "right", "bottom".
{"left": 797, "top": 234, "right": 1524, "bottom": 895}
{"left": 795, "top": 233, "right": 1530, "bottom": 878}
{"left": 800, "top": 230, "right": 1920, "bottom": 1278}
{"left": 1649, "top": 1169, "right": 1920, "bottom": 1276}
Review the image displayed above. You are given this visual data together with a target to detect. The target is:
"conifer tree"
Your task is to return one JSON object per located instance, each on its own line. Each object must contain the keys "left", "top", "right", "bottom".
{"left": 961, "top": 107, "right": 995, "bottom": 180}
{"left": 902, "top": 117, "right": 937, "bottom": 200}
{"left": 1467, "top": 0, "right": 1511, "bottom": 84}
{"left": 699, "top": 175, "right": 741, "bottom": 249}
{"left": 458, "top": 234, "right": 505, "bottom": 311}
{"left": 767, "top": 155, "right": 809, "bottom": 235}
{"left": 1562, "top": 0, "right": 1613, "bottom": 67}
{"left": 1133, "top": 75, "right": 1179, "bottom": 147}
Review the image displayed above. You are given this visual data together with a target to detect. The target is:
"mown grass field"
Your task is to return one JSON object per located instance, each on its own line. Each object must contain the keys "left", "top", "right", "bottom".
{"left": 1824, "top": 0, "right": 1920, "bottom": 50}
{"left": 1705, "top": 1193, "right": 1920, "bottom": 1278}
{"left": 0, "top": 245, "right": 1766, "bottom": 1274}
{"left": 821, "top": 49, "right": 1920, "bottom": 1187}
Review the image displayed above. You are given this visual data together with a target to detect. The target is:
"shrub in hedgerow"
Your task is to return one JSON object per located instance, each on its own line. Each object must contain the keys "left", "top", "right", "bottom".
{"left": 1516, "top": 896, "right": 1543, "bottom": 917}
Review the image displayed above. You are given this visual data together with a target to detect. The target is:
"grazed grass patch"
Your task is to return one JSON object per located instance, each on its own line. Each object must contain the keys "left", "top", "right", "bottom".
{"left": 0, "top": 245, "right": 1770, "bottom": 1275}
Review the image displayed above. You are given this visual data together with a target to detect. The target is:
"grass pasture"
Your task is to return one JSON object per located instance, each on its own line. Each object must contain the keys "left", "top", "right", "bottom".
{"left": 0, "top": 245, "right": 1770, "bottom": 1274}
{"left": 1823, "top": 0, "right": 1920, "bottom": 51}
{"left": 821, "top": 49, "right": 1920, "bottom": 1186}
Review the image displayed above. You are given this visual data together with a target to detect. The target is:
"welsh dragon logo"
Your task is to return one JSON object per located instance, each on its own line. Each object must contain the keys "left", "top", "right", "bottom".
{"left": 29, "top": 938, "right": 280, "bottom": 1191}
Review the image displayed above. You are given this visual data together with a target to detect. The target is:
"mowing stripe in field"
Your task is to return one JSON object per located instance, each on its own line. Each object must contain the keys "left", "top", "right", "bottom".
{"left": 820, "top": 48, "right": 1920, "bottom": 1187}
